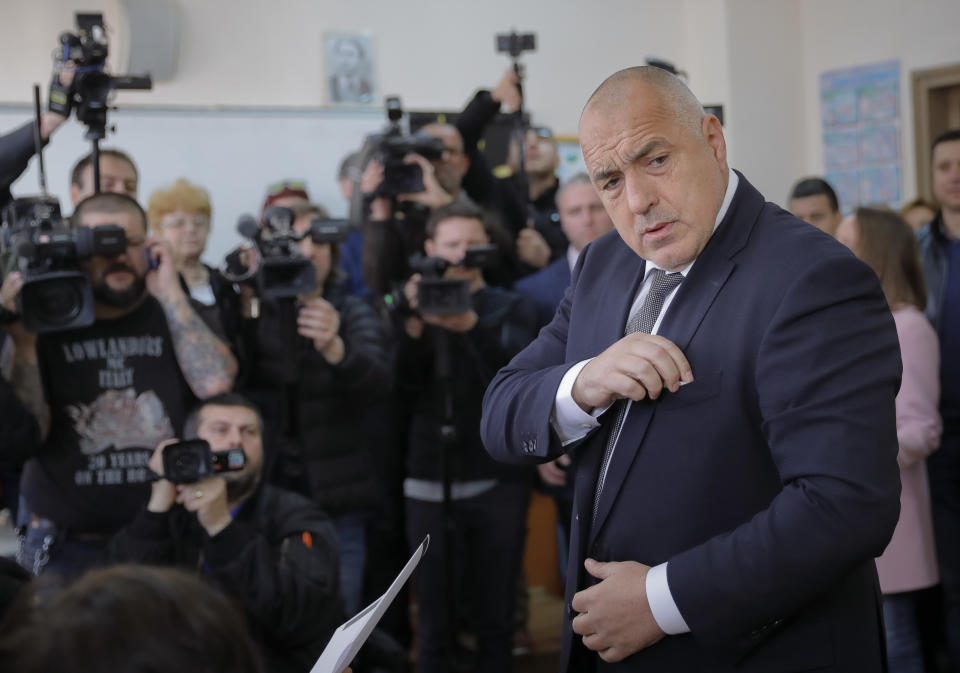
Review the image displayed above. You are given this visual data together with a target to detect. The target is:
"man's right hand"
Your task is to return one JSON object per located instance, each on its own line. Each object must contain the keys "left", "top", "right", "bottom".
{"left": 572, "top": 333, "right": 693, "bottom": 412}
{"left": 517, "top": 226, "right": 551, "bottom": 269}
{"left": 146, "top": 439, "right": 178, "bottom": 513}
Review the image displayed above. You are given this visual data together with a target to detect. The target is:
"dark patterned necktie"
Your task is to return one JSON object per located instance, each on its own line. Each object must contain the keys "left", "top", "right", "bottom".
{"left": 591, "top": 268, "right": 684, "bottom": 526}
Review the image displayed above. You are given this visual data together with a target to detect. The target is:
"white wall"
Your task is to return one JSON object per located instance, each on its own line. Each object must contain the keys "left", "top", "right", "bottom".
{"left": 0, "top": 0, "right": 690, "bottom": 136}
{"left": 3, "top": 0, "right": 957, "bottom": 217}
{"left": 724, "top": 0, "right": 807, "bottom": 206}
{"left": 798, "top": 0, "right": 960, "bottom": 203}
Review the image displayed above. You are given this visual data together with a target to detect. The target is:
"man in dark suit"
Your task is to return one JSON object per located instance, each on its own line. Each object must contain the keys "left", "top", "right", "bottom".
{"left": 481, "top": 66, "right": 903, "bottom": 672}
{"left": 515, "top": 173, "right": 615, "bottom": 327}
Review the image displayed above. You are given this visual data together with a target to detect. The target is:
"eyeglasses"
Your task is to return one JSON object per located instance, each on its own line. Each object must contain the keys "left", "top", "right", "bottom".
{"left": 160, "top": 214, "right": 210, "bottom": 231}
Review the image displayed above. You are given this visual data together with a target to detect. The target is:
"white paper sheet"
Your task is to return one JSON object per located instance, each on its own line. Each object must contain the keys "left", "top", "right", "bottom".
{"left": 310, "top": 535, "right": 430, "bottom": 673}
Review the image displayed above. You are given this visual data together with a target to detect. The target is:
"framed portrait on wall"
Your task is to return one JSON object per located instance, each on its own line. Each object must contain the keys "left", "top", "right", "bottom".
{"left": 323, "top": 32, "right": 378, "bottom": 106}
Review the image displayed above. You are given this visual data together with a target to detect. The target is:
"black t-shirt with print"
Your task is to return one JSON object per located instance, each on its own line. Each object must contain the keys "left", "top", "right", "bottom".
{"left": 21, "top": 297, "right": 196, "bottom": 533}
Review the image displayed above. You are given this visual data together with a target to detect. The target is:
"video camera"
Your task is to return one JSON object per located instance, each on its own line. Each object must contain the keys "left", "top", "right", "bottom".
{"left": 222, "top": 207, "right": 350, "bottom": 300}
{"left": 48, "top": 13, "right": 152, "bottom": 140}
{"left": 161, "top": 439, "right": 246, "bottom": 485}
{"left": 409, "top": 244, "right": 497, "bottom": 315}
{"left": 0, "top": 196, "right": 126, "bottom": 333}
{"left": 369, "top": 97, "right": 447, "bottom": 197}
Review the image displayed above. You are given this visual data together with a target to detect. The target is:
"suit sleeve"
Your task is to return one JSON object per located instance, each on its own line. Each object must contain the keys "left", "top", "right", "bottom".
{"left": 481, "top": 246, "right": 591, "bottom": 464}
{"left": 666, "top": 253, "right": 902, "bottom": 659}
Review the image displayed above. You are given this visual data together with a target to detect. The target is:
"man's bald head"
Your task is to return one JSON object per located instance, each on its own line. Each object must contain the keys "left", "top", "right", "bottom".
{"left": 582, "top": 66, "right": 705, "bottom": 137}
{"left": 576, "top": 65, "right": 728, "bottom": 270}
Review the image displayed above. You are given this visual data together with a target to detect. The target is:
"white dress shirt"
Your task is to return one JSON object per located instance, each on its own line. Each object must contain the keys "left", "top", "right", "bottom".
{"left": 550, "top": 169, "right": 738, "bottom": 635}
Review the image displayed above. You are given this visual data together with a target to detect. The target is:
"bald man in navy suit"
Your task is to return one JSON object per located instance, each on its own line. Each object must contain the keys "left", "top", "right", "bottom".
{"left": 481, "top": 67, "right": 902, "bottom": 672}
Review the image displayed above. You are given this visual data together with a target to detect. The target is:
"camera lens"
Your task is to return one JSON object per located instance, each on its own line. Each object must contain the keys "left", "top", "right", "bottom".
{"left": 26, "top": 278, "right": 84, "bottom": 326}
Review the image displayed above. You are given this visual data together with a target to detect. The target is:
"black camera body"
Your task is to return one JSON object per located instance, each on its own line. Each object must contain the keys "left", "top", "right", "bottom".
{"left": 225, "top": 207, "right": 320, "bottom": 300}
{"left": 495, "top": 31, "right": 536, "bottom": 58}
{"left": 52, "top": 13, "right": 152, "bottom": 140}
{"left": 1, "top": 196, "right": 126, "bottom": 333}
{"left": 410, "top": 244, "right": 497, "bottom": 316}
{"left": 161, "top": 439, "right": 246, "bottom": 485}
{"left": 307, "top": 217, "right": 351, "bottom": 244}
{"left": 371, "top": 97, "right": 447, "bottom": 197}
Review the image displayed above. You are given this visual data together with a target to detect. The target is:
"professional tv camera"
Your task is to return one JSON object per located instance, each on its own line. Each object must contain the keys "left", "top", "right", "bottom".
{"left": 222, "top": 207, "right": 350, "bottom": 300}
{"left": 368, "top": 97, "right": 447, "bottom": 197}
{"left": 0, "top": 196, "right": 126, "bottom": 333}
{"left": 48, "top": 12, "right": 153, "bottom": 141}
{"left": 161, "top": 439, "right": 246, "bottom": 485}
{"left": 409, "top": 244, "right": 497, "bottom": 315}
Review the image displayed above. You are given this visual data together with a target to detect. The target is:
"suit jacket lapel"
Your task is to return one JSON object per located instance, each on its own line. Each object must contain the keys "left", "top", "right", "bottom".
{"left": 588, "top": 172, "right": 764, "bottom": 546}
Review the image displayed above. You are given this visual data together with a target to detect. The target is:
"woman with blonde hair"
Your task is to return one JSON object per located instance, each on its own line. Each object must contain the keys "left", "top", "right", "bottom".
{"left": 836, "top": 206, "right": 943, "bottom": 672}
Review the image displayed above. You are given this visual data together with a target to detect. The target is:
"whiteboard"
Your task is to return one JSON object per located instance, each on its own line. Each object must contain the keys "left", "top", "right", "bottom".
{"left": 0, "top": 104, "right": 385, "bottom": 265}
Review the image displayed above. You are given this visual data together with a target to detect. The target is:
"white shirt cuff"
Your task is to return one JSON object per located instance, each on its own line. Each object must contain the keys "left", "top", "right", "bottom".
{"left": 550, "top": 359, "right": 608, "bottom": 445}
{"left": 646, "top": 562, "right": 690, "bottom": 635}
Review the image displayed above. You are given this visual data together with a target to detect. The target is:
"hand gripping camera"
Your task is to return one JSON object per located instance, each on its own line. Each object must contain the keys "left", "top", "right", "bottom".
{"left": 1, "top": 197, "right": 126, "bottom": 333}
{"left": 409, "top": 244, "right": 497, "bottom": 315}
{"left": 161, "top": 439, "right": 246, "bottom": 485}
{"left": 222, "top": 207, "right": 350, "bottom": 300}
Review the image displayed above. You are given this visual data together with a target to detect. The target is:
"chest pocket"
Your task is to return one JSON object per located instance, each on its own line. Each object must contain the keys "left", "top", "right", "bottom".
{"left": 654, "top": 369, "right": 723, "bottom": 411}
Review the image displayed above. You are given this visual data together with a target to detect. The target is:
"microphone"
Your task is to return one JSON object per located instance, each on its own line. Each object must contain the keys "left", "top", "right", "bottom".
{"left": 236, "top": 214, "right": 259, "bottom": 240}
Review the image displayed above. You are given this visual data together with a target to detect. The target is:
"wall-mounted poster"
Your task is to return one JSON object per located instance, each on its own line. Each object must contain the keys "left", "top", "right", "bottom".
{"left": 324, "top": 32, "right": 378, "bottom": 106}
{"left": 820, "top": 60, "right": 901, "bottom": 212}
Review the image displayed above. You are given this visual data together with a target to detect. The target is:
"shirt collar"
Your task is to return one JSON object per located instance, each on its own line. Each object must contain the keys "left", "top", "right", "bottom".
{"left": 567, "top": 246, "right": 580, "bottom": 272}
{"left": 643, "top": 167, "right": 739, "bottom": 281}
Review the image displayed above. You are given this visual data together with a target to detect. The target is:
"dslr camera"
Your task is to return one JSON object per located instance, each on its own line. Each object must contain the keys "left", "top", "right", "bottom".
{"left": 222, "top": 206, "right": 350, "bottom": 300}
{"left": 410, "top": 244, "right": 497, "bottom": 315}
{"left": 49, "top": 12, "right": 152, "bottom": 139}
{"left": 0, "top": 196, "right": 126, "bottom": 333}
{"left": 161, "top": 439, "right": 246, "bottom": 485}
{"left": 368, "top": 97, "right": 447, "bottom": 197}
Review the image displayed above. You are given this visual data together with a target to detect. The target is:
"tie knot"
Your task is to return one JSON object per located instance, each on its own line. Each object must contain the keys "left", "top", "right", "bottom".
{"left": 648, "top": 268, "right": 684, "bottom": 295}
{"left": 623, "top": 268, "right": 684, "bottom": 336}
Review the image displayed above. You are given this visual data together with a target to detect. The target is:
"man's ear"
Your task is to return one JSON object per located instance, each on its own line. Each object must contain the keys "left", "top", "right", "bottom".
{"left": 702, "top": 114, "right": 727, "bottom": 169}
{"left": 424, "top": 238, "right": 436, "bottom": 257}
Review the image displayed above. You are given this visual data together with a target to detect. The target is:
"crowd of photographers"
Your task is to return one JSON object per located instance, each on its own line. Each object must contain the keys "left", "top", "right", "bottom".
{"left": 7, "top": 22, "right": 957, "bottom": 673}
{"left": 0, "top": 58, "right": 606, "bottom": 672}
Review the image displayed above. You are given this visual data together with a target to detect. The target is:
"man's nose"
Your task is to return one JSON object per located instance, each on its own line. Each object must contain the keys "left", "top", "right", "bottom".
{"left": 623, "top": 171, "right": 657, "bottom": 216}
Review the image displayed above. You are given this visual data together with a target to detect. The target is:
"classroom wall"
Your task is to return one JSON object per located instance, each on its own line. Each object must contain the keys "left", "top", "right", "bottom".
{"left": 798, "top": 0, "right": 960, "bottom": 204}
{"left": 0, "top": 0, "right": 693, "bottom": 136}
{"left": 3, "top": 0, "right": 958, "bottom": 216}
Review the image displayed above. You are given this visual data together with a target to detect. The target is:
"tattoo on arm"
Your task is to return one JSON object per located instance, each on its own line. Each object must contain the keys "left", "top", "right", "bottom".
{"left": 10, "top": 356, "right": 50, "bottom": 441}
{"left": 160, "top": 295, "right": 238, "bottom": 398}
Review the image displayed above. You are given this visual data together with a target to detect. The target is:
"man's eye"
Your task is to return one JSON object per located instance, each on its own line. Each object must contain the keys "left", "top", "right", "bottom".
{"left": 602, "top": 178, "right": 620, "bottom": 191}
{"left": 650, "top": 155, "right": 668, "bottom": 167}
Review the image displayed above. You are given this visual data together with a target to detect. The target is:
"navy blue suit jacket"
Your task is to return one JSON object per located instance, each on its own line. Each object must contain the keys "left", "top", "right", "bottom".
{"left": 514, "top": 256, "right": 572, "bottom": 327}
{"left": 481, "top": 174, "right": 902, "bottom": 672}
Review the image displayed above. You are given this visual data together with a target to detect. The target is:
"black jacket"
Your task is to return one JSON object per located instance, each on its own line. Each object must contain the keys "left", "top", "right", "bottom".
{"left": 918, "top": 211, "right": 949, "bottom": 332}
{"left": 0, "top": 367, "right": 38, "bottom": 471}
{"left": 457, "top": 91, "right": 567, "bottom": 269}
{"left": 240, "top": 284, "right": 391, "bottom": 514}
{"left": 0, "top": 121, "right": 41, "bottom": 210}
{"left": 399, "top": 286, "right": 538, "bottom": 482}
{"left": 109, "top": 484, "right": 343, "bottom": 673}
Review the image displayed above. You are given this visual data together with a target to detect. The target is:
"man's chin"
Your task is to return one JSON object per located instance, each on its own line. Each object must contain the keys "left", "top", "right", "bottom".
{"left": 93, "top": 279, "right": 146, "bottom": 308}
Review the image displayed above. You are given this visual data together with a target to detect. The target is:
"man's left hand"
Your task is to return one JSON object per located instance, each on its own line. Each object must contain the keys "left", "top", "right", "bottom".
{"left": 176, "top": 477, "right": 232, "bottom": 537}
{"left": 423, "top": 310, "right": 478, "bottom": 333}
{"left": 571, "top": 559, "right": 666, "bottom": 662}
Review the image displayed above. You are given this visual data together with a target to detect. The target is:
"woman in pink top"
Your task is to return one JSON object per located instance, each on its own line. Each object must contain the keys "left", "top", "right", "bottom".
{"left": 837, "top": 206, "right": 943, "bottom": 673}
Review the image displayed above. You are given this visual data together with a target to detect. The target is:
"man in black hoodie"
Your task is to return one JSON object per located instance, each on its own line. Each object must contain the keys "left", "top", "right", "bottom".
{"left": 109, "top": 393, "right": 344, "bottom": 673}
